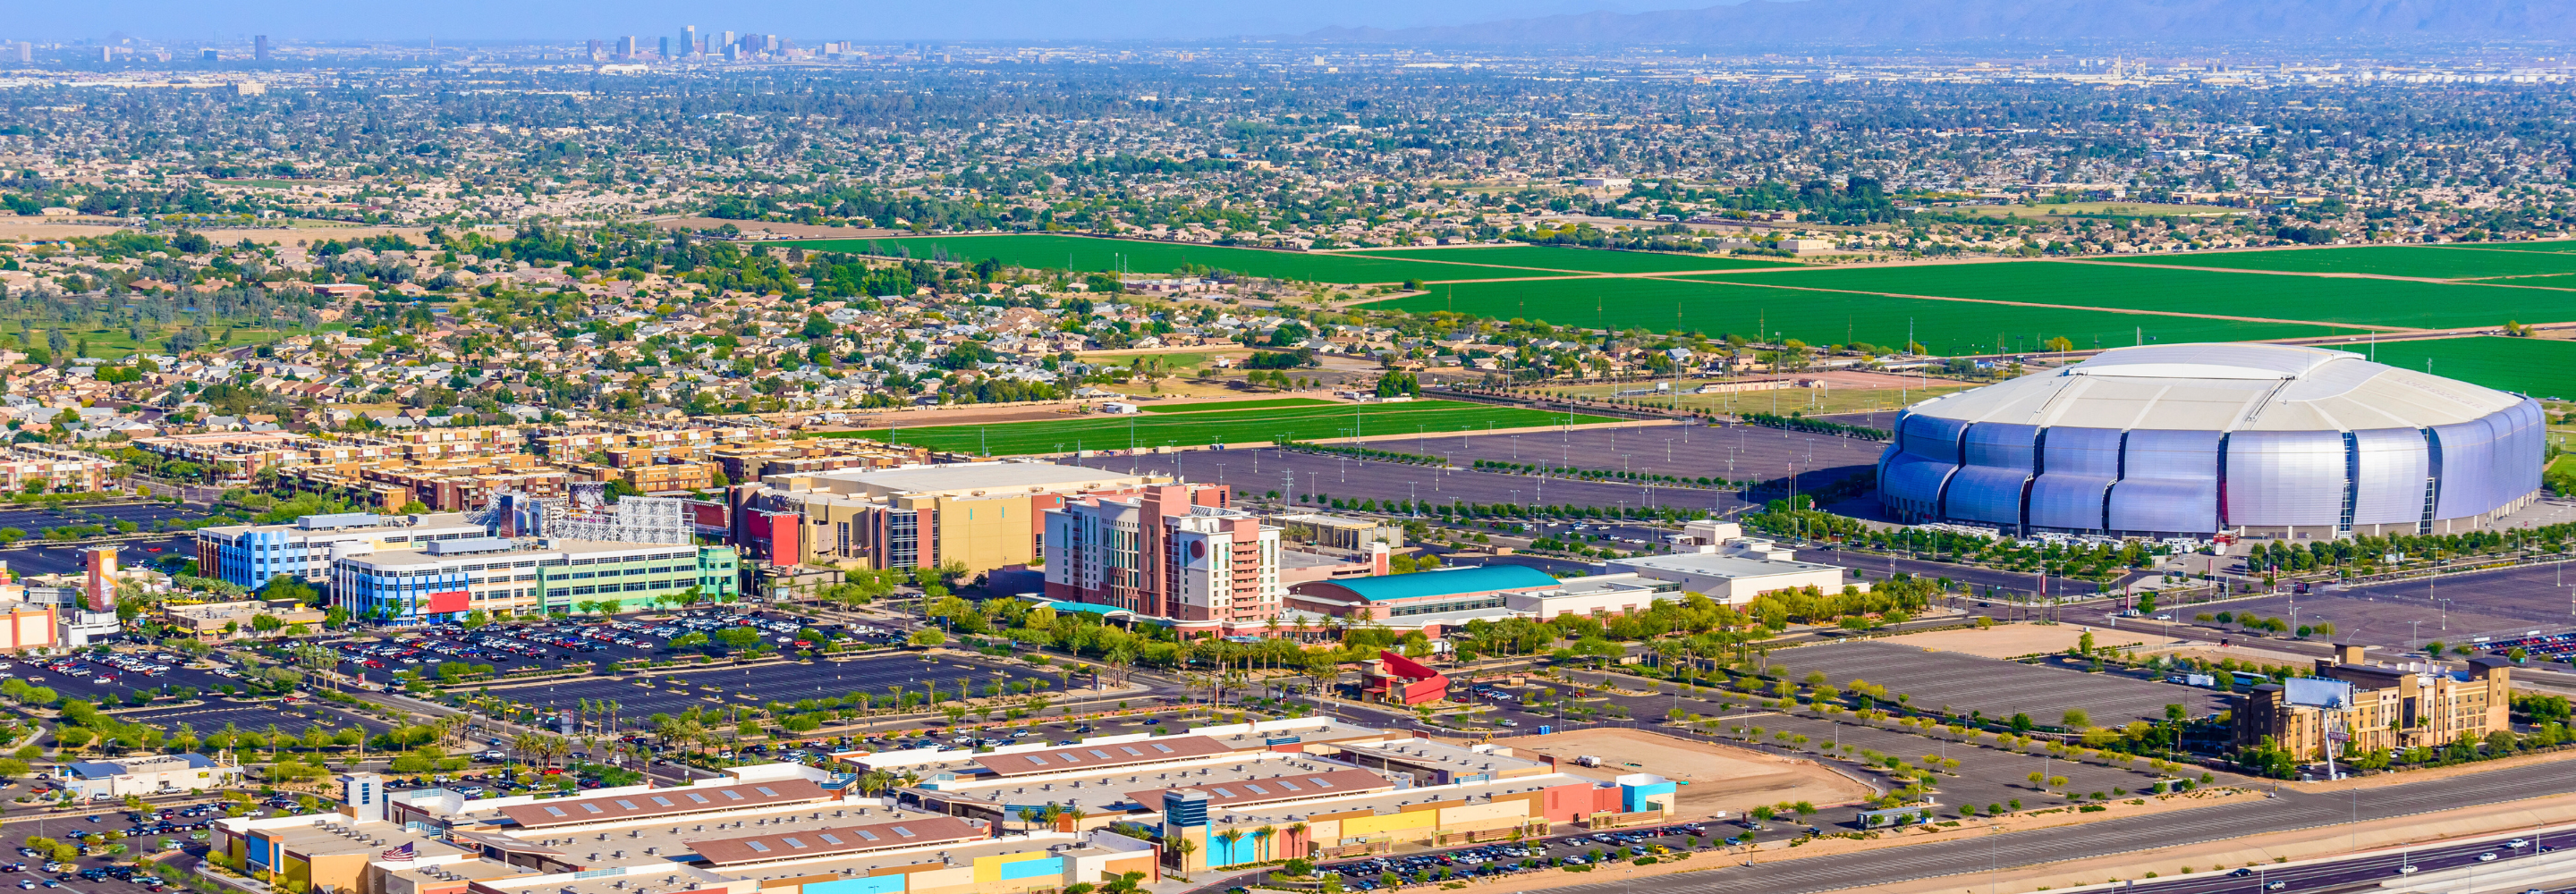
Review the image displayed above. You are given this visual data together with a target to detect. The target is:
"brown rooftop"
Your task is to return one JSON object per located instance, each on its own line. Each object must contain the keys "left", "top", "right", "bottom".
{"left": 686, "top": 815, "right": 984, "bottom": 866}
{"left": 976, "top": 736, "right": 1236, "bottom": 777}
{"left": 1124, "top": 768, "right": 1392, "bottom": 809}
{"left": 495, "top": 780, "right": 830, "bottom": 830}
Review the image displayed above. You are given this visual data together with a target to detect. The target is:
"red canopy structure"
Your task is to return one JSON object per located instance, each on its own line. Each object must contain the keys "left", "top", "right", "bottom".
{"left": 1363, "top": 649, "right": 1449, "bottom": 705}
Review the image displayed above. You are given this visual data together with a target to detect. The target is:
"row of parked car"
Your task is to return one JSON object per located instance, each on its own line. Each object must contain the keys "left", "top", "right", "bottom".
{"left": 1320, "top": 824, "right": 1716, "bottom": 885}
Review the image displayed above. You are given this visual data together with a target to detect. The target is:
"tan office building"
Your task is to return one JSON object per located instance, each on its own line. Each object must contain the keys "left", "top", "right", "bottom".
{"left": 2235, "top": 644, "right": 2513, "bottom": 762}
{"left": 742, "top": 461, "right": 1160, "bottom": 575}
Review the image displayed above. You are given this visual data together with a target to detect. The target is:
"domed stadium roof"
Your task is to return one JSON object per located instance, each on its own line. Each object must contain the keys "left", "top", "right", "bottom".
{"left": 1878, "top": 342, "right": 2544, "bottom": 537}
{"left": 1902, "top": 342, "right": 2523, "bottom": 433}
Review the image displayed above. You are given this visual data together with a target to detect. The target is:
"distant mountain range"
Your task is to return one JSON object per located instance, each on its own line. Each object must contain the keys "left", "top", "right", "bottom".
{"left": 1304, "top": 0, "right": 2576, "bottom": 46}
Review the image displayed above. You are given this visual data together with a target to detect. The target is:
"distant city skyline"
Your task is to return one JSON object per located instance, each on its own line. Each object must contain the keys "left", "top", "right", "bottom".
{"left": 9, "top": 0, "right": 1723, "bottom": 42}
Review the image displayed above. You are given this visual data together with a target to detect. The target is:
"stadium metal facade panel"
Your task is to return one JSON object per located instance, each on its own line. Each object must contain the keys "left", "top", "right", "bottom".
{"left": 1877, "top": 343, "right": 2543, "bottom": 538}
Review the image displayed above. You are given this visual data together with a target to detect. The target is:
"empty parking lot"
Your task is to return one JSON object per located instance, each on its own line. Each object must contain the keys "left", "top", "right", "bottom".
{"left": 1765, "top": 639, "right": 2226, "bottom": 726}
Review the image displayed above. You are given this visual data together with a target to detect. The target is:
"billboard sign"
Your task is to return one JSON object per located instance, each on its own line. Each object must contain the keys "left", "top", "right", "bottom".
{"left": 2284, "top": 678, "right": 2355, "bottom": 710}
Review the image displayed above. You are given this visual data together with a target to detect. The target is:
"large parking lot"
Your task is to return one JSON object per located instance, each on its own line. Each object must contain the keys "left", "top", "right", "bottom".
{"left": 0, "top": 648, "right": 243, "bottom": 704}
{"left": 332, "top": 610, "right": 910, "bottom": 685}
{"left": 1760, "top": 639, "right": 2227, "bottom": 727}
{"left": 117, "top": 699, "right": 391, "bottom": 737}
{"left": 472, "top": 651, "right": 1066, "bottom": 723}
{"left": 0, "top": 536, "right": 192, "bottom": 578}
{"left": 2214, "top": 562, "right": 2576, "bottom": 657}
{"left": 1321, "top": 824, "right": 1724, "bottom": 887}
{"left": 1457, "top": 670, "right": 2226, "bottom": 830}
{"left": 1067, "top": 421, "right": 1885, "bottom": 517}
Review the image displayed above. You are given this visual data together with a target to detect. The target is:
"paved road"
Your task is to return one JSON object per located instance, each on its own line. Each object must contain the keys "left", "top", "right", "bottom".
{"left": 1535, "top": 761, "right": 2576, "bottom": 894}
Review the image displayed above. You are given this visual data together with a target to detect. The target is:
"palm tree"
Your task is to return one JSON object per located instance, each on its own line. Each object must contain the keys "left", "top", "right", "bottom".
{"left": 1214, "top": 830, "right": 1245, "bottom": 869}
{"left": 1285, "top": 822, "right": 1309, "bottom": 860}
{"left": 1165, "top": 837, "right": 1198, "bottom": 880}
{"left": 1251, "top": 826, "right": 1275, "bottom": 863}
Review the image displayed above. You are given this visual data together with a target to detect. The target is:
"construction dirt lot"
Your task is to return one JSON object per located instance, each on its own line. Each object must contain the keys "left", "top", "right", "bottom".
{"left": 1489, "top": 727, "right": 1874, "bottom": 817}
{"left": 1878, "top": 623, "right": 2165, "bottom": 660}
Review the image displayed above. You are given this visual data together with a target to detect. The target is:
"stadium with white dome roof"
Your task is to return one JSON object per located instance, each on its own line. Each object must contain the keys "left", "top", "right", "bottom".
{"left": 1877, "top": 342, "right": 2543, "bottom": 539}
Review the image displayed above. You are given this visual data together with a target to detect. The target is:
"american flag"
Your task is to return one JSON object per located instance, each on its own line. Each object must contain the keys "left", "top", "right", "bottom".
{"left": 381, "top": 842, "right": 415, "bottom": 861}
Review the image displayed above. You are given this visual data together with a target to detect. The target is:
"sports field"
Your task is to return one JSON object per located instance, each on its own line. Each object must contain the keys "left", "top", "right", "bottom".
{"left": 2319, "top": 336, "right": 2576, "bottom": 400}
{"left": 1374, "top": 274, "right": 2330, "bottom": 354}
{"left": 1139, "top": 398, "right": 1337, "bottom": 413}
{"left": 824, "top": 400, "right": 1619, "bottom": 455}
{"left": 2097, "top": 245, "right": 2576, "bottom": 280}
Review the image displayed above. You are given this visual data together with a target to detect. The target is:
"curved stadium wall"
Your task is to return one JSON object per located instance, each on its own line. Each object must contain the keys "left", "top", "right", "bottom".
{"left": 1877, "top": 343, "right": 2544, "bottom": 539}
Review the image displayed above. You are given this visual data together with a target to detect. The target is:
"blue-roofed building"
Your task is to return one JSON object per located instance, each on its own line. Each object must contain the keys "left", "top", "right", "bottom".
{"left": 1285, "top": 563, "right": 1690, "bottom": 639}
{"left": 54, "top": 753, "right": 239, "bottom": 798}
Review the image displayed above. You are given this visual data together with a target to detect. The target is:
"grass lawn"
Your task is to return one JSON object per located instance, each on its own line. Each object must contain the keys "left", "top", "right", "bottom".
{"left": 1084, "top": 350, "right": 1227, "bottom": 372}
{"left": 1356, "top": 245, "right": 1797, "bottom": 274}
{"left": 781, "top": 233, "right": 1528, "bottom": 284}
{"left": 1693, "top": 260, "right": 2568, "bottom": 331}
{"left": 2098, "top": 245, "right": 2576, "bottom": 280}
{"left": 1140, "top": 398, "right": 1340, "bottom": 413}
{"left": 1369, "top": 274, "right": 2329, "bottom": 354}
{"left": 825, "top": 400, "right": 1616, "bottom": 455}
{"left": 2319, "top": 336, "right": 2576, "bottom": 400}
{"left": 47, "top": 324, "right": 306, "bottom": 359}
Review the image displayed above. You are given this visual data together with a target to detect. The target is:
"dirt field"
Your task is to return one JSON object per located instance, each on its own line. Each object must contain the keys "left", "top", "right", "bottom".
{"left": 1489, "top": 727, "right": 1874, "bottom": 817}
{"left": 2142, "top": 645, "right": 2318, "bottom": 670}
{"left": 1878, "top": 623, "right": 2163, "bottom": 660}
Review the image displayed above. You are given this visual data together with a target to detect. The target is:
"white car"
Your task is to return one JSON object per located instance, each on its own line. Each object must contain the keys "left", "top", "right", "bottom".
{"left": 2396, "top": 865, "right": 2419, "bottom": 874}
{"left": 2509, "top": 839, "right": 2530, "bottom": 848}
{"left": 2479, "top": 853, "right": 2498, "bottom": 862}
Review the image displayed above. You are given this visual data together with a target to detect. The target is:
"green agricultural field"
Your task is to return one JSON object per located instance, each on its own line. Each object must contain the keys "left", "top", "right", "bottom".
{"left": 2420, "top": 241, "right": 2576, "bottom": 254}
{"left": 2321, "top": 336, "right": 2576, "bottom": 400}
{"left": 1140, "top": 398, "right": 1339, "bottom": 413}
{"left": 2479, "top": 273, "right": 2576, "bottom": 291}
{"left": 2098, "top": 246, "right": 2576, "bottom": 280}
{"left": 1358, "top": 245, "right": 1797, "bottom": 274}
{"left": 1369, "top": 275, "right": 2328, "bottom": 354}
{"left": 782, "top": 233, "right": 1521, "bottom": 284}
{"left": 829, "top": 400, "right": 1614, "bottom": 455}
{"left": 1690, "top": 261, "right": 2571, "bottom": 331}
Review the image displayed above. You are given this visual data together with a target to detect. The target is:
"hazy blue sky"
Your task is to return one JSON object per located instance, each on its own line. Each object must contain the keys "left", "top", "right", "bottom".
{"left": 27, "top": 0, "right": 1728, "bottom": 42}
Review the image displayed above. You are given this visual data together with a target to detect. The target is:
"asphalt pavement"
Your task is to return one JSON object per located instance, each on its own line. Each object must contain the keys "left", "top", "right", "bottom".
{"left": 1521, "top": 758, "right": 2576, "bottom": 894}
